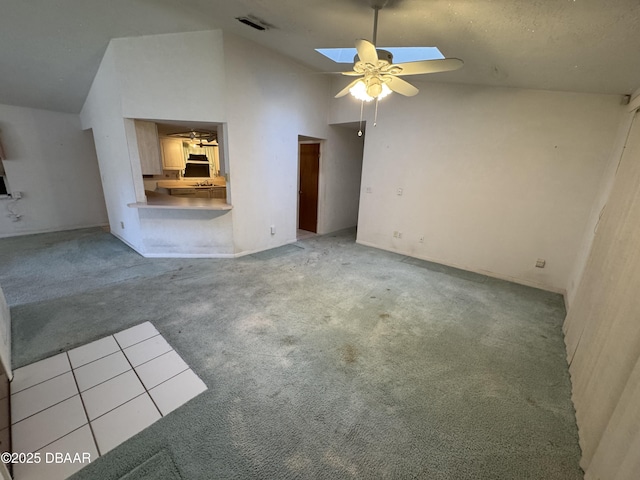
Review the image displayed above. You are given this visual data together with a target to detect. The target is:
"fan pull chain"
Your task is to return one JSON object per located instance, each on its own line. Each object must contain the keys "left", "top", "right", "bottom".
{"left": 374, "top": 97, "right": 379, "bottom": 127}
{"left": 358, "top": 100, "right": 364, "bottom": 137}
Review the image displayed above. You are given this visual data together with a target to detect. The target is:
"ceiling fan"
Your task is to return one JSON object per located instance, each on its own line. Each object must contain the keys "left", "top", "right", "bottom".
{"left": 334, "top": 2, "right": 464, "bottom": 103}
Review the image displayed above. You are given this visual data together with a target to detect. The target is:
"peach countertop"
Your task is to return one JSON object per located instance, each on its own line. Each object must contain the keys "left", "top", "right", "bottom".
{"left": 128, "top": 190, "right": 232, "bottom": 211}
{"left": 156, "top": 180, "right": 226, "bottom": 189}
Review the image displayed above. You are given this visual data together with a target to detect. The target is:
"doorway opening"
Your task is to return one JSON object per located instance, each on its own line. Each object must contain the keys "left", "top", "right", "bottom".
{"left": 298, "top": 141, "right": 320, "bottom": 239}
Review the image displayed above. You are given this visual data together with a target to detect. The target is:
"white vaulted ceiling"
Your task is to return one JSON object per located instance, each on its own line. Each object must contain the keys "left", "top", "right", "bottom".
{"left": 1, "top": 0, "right": 639, "bottom": 113}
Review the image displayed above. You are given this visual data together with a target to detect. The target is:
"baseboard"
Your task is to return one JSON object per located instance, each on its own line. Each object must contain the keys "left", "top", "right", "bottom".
{"left": 132, "top": 238, "right": 299, "bottom": 259}
{"left": 356, "top": 239, "right": 567, "bottom": 296}
{"left": 141, "top": 252, "right": 236, "bottom": 259}
{"left": 0, "top": 223, "right": 109, "bottom": 239}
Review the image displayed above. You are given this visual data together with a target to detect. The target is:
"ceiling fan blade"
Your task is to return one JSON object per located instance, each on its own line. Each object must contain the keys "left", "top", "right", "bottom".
{"left": 390, "top": 58, "right": 464, "bottom": 76}
{"left": 320, "top": 71, "right": 362, "bottom": 76}
{"left": 384, "top": 76, "right": 419, "bottom": 96}
{"left": 355, "top": 39, "right": 379, "bottom": 65}
{"left": 335, "top": 78, "right": 363, "bottom": 98}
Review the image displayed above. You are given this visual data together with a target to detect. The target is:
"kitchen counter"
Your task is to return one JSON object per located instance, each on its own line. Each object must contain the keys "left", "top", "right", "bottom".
{"left": 128, "top": 190, "right": 232, "bottom": 211}
{"left": 155, "top": 180, "right": 226, "bottom": 199}
{"left": 156, "top": 180, "right": 226, "bottom": 189}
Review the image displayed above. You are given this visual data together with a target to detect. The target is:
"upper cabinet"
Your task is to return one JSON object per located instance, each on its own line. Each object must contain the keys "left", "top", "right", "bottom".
{"left": 134, "top": 120, "right": 162, "bottom": 175}
{"left": 160, "top": 137, "right": 185, "bottom": 170}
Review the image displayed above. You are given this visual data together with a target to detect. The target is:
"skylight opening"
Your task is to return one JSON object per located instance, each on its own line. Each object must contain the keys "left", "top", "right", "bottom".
{"left": 316, "top": 46, "right": 444, "bottom": 64}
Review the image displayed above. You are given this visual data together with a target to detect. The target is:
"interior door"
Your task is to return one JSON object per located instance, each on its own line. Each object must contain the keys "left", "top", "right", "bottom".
{"left": 299, "top": 143, "right": 320, "bottom": 233}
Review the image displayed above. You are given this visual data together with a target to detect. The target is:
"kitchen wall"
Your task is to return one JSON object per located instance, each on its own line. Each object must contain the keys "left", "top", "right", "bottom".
{"left": 0, "top": 103, "right": 107, "bottom": 238}
{"left": 330, "top": 81, "right": 622, "bottom": 293}
{"left": 81, "top": 46, "right": 146, "bottom": 251}
{"left": 222, "top": 33, "right": 333, "bottom": 254}
{"left": 81, "top": 30, "right": 229, "bottom": 256}
{"left": 81, "top": 30, "right": 339, "bottom": 257}
{"left": 116, "top": 31, "right": 226, "bottom": 122}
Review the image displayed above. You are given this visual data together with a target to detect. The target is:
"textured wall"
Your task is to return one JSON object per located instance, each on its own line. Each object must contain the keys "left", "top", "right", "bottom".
{"left": 563, "top": 108, "right": 640, "bottom": 479}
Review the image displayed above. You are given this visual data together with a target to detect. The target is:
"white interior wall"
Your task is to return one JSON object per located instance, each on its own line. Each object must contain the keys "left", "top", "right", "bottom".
{"left": 564, "top": 109, "right": 636, "bottom": 306}
{"left": 317, "top": 125, "right": 364, "bottom": 234}
{"left": 222, "top": 33, "right": 332, "bottom": 254}
{"left": 562, "top": 106, "right": 640, "bottom": 479}
{"left": 138, "top": 208, "right": 234, "bottom": 257}
{"left": 331, "top": 82, "right": 622, "bottom": 293}
{"left": 82, "top": 30, "right": 336, "bottom": 257}
{"left": 0, "top": 286, "right": 11, "bottom": 379}
{"left": 115, "top": 30, "right": 226, "bottom": 122}
{"left": 81, "top": 31, "right": 232, "bottom": 256}
{"left": 80, "top": 46, "right": 145, "bottom": 251}
{"left": 0, "top": 103, "right": 107, "bottom": 238}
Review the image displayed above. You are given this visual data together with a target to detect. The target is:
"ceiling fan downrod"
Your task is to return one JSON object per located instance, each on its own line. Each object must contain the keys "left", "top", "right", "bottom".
{"left": 372, "top": 6, "right": 380, "bottom": 45}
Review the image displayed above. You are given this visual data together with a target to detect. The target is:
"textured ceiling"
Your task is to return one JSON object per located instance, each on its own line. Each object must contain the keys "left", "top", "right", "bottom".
{"left": 1, "top": 0, "right": 639, "bottom": 113}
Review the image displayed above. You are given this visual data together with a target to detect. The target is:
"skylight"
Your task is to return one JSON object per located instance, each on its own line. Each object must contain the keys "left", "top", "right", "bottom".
{"left": 315, "top": 46, "right": 444, "bottom": 64}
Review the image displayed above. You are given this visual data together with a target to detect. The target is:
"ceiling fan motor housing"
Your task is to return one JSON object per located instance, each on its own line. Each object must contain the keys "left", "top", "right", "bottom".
{"left": 355, "top": 49, "right": 393, "bottom": 64}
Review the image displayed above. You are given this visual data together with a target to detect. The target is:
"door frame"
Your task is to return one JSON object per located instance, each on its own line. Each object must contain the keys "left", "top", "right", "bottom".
{"left": 297, "top": 139, "right": 323, "bottom": 234}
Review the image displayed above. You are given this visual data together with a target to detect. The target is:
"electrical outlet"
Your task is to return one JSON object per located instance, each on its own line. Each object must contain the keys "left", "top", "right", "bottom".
{"left": 11, "top": 191, "right": 22, "bottom": 199}
{"left": 535, "top": 258, "right": 546, "bottom": 268}
{"left": 270, "top": 225, "right": 276, "bottom": 235}
{"left": 393, "top": 231, "right": 402, "bottom": 239}
{"left": 397, "top": 188, "right": 403, "bottom": 196}
{"left": 419, "top": 236, "right": 424, "bottom": 243}
{"left": 120, "top": 221, "right": 125, "bottom": 229}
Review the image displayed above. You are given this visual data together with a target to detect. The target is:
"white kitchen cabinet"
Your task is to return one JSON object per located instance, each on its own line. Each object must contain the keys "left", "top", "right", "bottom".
{"left": 160, "top": 137, "right": 185, "bottom": 170}
{"left": 135, "top": 120, "right": 162, "bottom": 175}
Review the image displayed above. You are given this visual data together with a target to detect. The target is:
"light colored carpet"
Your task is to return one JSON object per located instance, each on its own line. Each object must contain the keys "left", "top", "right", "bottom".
{"left": 0, "top": 227, "right": 583, "bottom": 479}
{"left": 119, "top": 449, "right": 181, "bottom": 480}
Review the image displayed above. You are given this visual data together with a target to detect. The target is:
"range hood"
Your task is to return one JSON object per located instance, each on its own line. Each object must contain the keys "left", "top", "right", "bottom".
{"left": 184, "top": 154, "right": 211, "bottom": 177}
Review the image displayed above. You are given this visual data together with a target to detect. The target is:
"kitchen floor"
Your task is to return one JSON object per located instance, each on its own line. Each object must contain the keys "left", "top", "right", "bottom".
{"left": 9, "top": 322, "right": 207, "bottom": 480}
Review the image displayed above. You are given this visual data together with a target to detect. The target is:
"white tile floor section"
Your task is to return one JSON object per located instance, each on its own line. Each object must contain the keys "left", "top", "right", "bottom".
{"left": 8, "top": 322, "right": 207, "bottom": 480}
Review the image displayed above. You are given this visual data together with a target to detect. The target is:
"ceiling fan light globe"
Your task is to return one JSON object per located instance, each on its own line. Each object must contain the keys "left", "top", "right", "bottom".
{"left": 378, "top": 83, "right": 392, "bottom": 99}
{"left": 367, "top": 82, "right": 383, "bottom": 98}
{"left": 349, "top": 80, "right": 374, "bottom": 102}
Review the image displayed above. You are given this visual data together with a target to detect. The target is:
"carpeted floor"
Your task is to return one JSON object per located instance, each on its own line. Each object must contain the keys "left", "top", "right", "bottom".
{"left": 0, "top": 227, "right": 583, "bottom": 479}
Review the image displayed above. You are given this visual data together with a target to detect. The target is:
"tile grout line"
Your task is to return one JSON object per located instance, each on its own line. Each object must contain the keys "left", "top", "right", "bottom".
{"left": 10, "top": 368, "right": 72, "bottom": 396}
{"left": 72, "top": 349, "right": 122, "bottom": 373}
{"left": 28, "top": 423, "right": 90, "bottom": 459}
{"left": 67, "top": 351, "right": 102, "bottom": 457}
{"left": 146, "top": 366, "right": 191, "bottom": 398}
{"left": 132, "top": 348, "right": 174, "bottom": 370}
{"left": 113, "top": 335, "right": 163, "bottom": 418}
{"left": 10, "top": 390, "right": 78, "bottom": 426}
{"left": 11, "top": 327, "right": 167, "bottom": 462}
{"left": 89, "top": 392, "right": 148, "bottom": 423}
{"left": 77, "top": 364, "right": 133, "bottom": 394}
{"left": 68, "top": 328, "right": 161, "bottom": 372}
{"left": 119, "top": 332, "right": 161, "bottom": 352}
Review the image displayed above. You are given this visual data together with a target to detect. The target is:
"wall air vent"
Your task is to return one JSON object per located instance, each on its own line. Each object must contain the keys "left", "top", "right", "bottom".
{"left": 236, "top": 16, "right": 270, "bottom": 31}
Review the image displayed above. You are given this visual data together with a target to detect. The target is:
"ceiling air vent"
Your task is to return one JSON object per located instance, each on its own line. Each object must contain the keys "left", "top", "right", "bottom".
{"left": 236, "top": 16, "right": 271, "bottom": 31}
